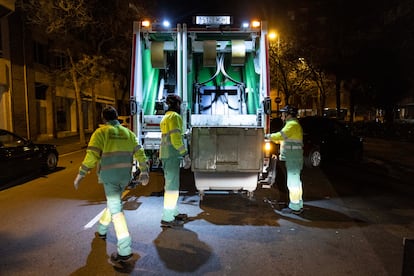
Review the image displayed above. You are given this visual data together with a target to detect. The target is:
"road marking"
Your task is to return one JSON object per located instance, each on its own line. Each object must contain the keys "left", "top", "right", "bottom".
{"left": 60, "top": 149, "right": 85, "bottom": 157}
{"left": 84, "top": 209, "right": 105, "bottom": 229}
{"left": 83, "top": 189, "right": 131, "bottom": 229}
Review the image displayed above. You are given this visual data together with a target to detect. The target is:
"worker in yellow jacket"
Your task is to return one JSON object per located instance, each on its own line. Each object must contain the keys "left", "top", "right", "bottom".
{"left": 265, "top": 105, "right": 304, "bottom": 214}
{"left": 73, "top": 106, "right": 148, "bottom": 265}
{"left": 159, "top": 94, "right": 191, "bottom": 227}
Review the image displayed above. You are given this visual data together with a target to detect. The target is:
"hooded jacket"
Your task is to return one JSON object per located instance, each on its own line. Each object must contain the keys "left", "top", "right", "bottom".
{"left": 269, "top": 117, "right": 303, "bottom": 161}
{"left": 160, "top": 111, "right": 187, "bottom": 159}
{"left": 79, "top": 120, "right": 147, "bottom": 182}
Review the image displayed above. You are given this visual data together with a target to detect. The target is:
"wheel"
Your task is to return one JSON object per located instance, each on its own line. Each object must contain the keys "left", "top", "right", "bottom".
{"left": 43, "top": 151, "right": 58, "bottom": 171}
{"left": 304, "top": 147, "right": 321, "bottom": 168}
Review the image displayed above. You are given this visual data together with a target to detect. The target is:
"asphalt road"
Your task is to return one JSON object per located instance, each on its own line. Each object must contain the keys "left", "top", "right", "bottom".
{"left": 0, "top": 138, "right": 413, "bottom": 275}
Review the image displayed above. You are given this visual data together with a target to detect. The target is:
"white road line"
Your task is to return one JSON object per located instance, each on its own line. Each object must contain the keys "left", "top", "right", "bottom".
{"left": 84, "top": 209, "right": 105, "bottom": 229}
{"left": 83, "top": 189, "right": 131, "bottom": 229}
{"left": 60, "top": 149, "right": 85, "bottom": 157}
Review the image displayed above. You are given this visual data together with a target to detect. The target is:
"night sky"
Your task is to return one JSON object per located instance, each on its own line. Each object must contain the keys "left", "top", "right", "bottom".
{"left": 151, "top": 0, "right": 285, "bottom": 26}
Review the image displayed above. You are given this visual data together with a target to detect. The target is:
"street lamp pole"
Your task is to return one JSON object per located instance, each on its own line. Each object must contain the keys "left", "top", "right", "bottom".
{"left": 269, "top": 31, "right": 281, "bottom": 113}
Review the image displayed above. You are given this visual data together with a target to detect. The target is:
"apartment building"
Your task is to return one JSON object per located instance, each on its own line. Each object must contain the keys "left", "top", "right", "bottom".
{"left": 0, "top": 1, "right": 123, "bottom": 140}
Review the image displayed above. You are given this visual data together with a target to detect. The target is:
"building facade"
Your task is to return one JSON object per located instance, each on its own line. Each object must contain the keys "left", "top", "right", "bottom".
{"left": 0, "top": 1, "right": 124, "bottom": 140}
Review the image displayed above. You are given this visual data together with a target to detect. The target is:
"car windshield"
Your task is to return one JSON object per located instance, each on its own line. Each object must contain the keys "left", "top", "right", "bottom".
{"left": 0, "top": 131, "right": 27, "bottom": 147}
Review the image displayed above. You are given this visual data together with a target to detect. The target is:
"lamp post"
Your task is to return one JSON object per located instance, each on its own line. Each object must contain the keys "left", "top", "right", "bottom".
{"left": 268, "top": 31, "right": 281, "bottom": 113}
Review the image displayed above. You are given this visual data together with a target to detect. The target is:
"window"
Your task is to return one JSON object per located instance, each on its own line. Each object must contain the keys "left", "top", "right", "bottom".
{"left": 56, "top": 96, "right": 72, "bottom": 131}
{"left": 52, "top": 53, "right": 67, "bottom": 70}
{"left": 35, "top": 83, "right": 48, "bottom": 100}
{"left": 33, "top": 41, "right": 48, "bottom": 65}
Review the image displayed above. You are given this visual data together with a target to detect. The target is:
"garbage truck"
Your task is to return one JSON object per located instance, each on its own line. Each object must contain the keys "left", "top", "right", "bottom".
{"left": 129, "top": 15, "right": 273, "bottom": 199}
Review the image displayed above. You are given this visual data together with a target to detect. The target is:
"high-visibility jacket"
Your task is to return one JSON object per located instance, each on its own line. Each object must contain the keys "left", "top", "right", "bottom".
{"left": 269, "top": 118, "right": 303, "bottom": 161}
{"left": 160, "top": 111, "right": 187, "bottom": 159}
{"left": 79, "top": 120, "right": 147, "bottom": 182}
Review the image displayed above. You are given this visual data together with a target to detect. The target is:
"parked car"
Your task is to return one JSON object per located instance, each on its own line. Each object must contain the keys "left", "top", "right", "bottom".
{"left": 0, "top": 129, "right": 59, "bottom": 183}
{"left": 299, "top": 116, "right": 364, "bottom": 168}
{"left": 266, "top": 116, "right": 364, "bottom": 169}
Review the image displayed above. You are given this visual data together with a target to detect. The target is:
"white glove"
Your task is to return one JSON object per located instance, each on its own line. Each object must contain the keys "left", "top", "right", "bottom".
{"left": 264, "top": 133, "right": 271, "bottom": 140}
{"left": 74, "top": 174, "right": 84, "bottom": 190}
{"left": 138, "top": 172, "right": 149, "bottom": 186}
{"left": 183, "top": 154, "right": 192, "bottom": 169}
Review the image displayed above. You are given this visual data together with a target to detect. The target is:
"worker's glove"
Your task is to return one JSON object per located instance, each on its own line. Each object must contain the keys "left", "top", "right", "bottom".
{"left": 74, "top": 174, "right": 84, "bottom": 190}
{"left": 183, "top": 154, "right": 192, "bottom": 169}
{"left": 184, "top": 129, "right": 191, "bottom": 140}
{"left": 138, "top": 172, "right": 150, "bottom": 186}
{"left": 264, "top": 133, "right": 271, "bottom": 140}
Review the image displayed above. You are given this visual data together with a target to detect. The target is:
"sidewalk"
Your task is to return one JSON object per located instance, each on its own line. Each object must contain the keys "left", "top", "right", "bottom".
{"left": 36, "top": 134, "right": 90, "bottom": 155}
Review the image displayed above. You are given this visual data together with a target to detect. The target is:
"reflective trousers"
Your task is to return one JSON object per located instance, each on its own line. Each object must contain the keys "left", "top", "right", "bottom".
{"left": 161, "top": 157, "right": 181, "bottom": 222}
{"left": 97, "top": 180, "right": 132, "bottom": 256}
{"left": 280, "top": 150, "right": 303, "bottom": 211}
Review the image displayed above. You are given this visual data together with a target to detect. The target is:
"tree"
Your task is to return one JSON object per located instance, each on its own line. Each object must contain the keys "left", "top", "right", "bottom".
{"left": 268, "top": 38, "right": 315, "bottom": 108}
{"left": 17, "top": 0, "right": 148, "bottom": 143}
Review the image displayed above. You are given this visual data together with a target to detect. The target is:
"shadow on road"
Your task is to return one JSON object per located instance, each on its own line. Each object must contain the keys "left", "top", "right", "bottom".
{"left": 70, "top": 233, "right": 139, "bottom": 275}
{"left": 0, "top": 167, "right": 65, "bottom": 191}
{"left": 154, "top": 227, "right": 212, "bottom": 273}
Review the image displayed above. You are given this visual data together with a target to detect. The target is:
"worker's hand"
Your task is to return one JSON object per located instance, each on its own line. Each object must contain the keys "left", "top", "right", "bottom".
{"left": 183, "top": 154, "right": 192, "bottom": 169}
{"left": 264, "top": 133, "right": 271, "bottom": 140}
{"left": 138, "top": 172, "right": 149, "bottom": 186}
{"left": 74, "top": 174, "right": 84, "bottom": 190}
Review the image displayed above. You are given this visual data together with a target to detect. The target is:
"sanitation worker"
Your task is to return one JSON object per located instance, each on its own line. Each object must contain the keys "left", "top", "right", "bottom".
{"left": 159, "top": 93, "right": 191, "bottom": 227}
{"left": 265, "top": 105, "right": 304, "bottom": 214}
{"left": 73, "top": 106, "right": 149, "bottom": 265}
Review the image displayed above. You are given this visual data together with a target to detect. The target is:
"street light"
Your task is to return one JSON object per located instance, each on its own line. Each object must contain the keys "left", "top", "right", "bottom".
{"left": 268, "top": 31, "right": 281, "bottom": 113}
{"left": 268, "top": 32, "right": 277, "bottom": 40}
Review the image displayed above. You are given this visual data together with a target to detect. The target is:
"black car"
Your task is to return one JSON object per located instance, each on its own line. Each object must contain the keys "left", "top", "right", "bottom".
{"left": 299, "top": 116, "right": 364, "bottom": 168}
{"left": 0, "top": 129, "right": 59, "bottom": 183}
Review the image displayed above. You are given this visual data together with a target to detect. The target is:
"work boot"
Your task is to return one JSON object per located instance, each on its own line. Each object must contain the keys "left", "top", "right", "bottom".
{"left": 160, "top": 219, "right": 184, "bottom": 228}
{"left": 110, "top": 252, "right": 133, "bottom": 264}
{"left": 95, "top": 232, "right": 107, "bottom": 240}
{"left": 281, "top": 207, "right": 303, "bottom": 215}
{"left": 174, "top": 213, "right": 188, "bottom": 221}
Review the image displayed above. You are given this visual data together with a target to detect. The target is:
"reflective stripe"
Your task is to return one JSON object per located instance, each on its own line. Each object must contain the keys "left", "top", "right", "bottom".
{"left": 164, "top": 190, "right": 179, "bottom": 210}
{"left": 100, "top": 162, "right": 132, "bottom": 170}
{"left": 99, "top": 208, "right": 111, "bottom": 226}
{"left": 280, "top": 131, "right": 288, "bottom": 140}
{"left": 168, "top": 129, "right": 181, "bottom": 135}
{"left": 284, "top": 145, "right": 303, "bottom": 150}
{"left": 87, "top": 146, "right": 102, "bottom": 155}
{"left": 112, "top": 212, "right": 130, "bottom": 240}
{"left": 102, "top": 151, "right": 133, "bottom": 158}
{"left": 80, "top": 164, "right": 91, "bottom": 172}
{"left": 285, "top": 138, "right": 303, "bottom": 144}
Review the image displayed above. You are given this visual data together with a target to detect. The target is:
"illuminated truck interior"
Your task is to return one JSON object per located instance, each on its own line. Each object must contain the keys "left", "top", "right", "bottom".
{"left": 130, "top": 16, "right": 270, "bottom": 199}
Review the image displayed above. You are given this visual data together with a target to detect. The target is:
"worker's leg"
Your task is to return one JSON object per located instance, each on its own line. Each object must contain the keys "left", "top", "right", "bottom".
{"left": 286, "top": 155, "right": 304, "bottom": 211}
{"left": 276, "top": 160, "right": 289, "bottom": 204}
{"left": 112, "top": 212, "right": 131, "bottom": 256}
{"left": 103, "top": 181, "right": 132, "bottom": 256}
{"left": 161, "top": 158, "right": 181, "bottom": 222}
{"left": 97, "top": 208, "right": 111, "bottom": 236}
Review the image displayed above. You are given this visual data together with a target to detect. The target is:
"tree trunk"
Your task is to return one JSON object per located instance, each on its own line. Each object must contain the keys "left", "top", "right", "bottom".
{"left": 92, "top": 87, "right": 97, "bottom": 129}
{"left": 68, "top": 49, "right": 86, "bottom": 145}
{"left": 336, "top": 75, "right": 342, "bottom": 118}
